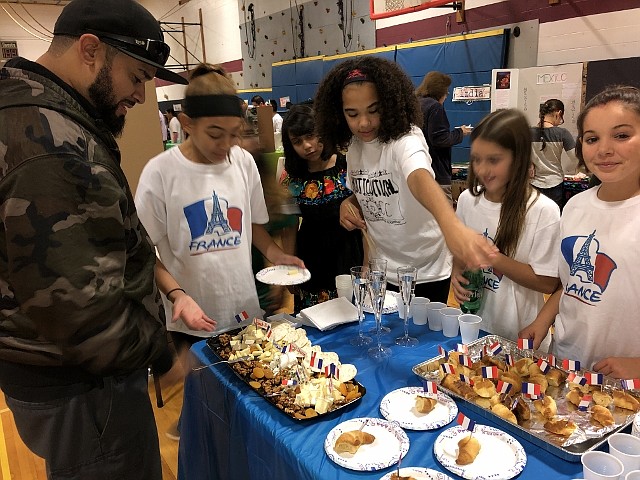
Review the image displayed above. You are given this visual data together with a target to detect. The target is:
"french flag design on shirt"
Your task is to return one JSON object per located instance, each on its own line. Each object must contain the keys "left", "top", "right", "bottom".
{"left": 561, "top": 230, "right": 617, "bottom": 306}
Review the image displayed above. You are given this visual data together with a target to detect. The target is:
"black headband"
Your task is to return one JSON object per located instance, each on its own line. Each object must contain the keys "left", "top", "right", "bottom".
{"left": 343, "top": 68, "right": 370, "bottom": 88}
{"left": 183, "top": 95, "right": 244, "bottom": 118}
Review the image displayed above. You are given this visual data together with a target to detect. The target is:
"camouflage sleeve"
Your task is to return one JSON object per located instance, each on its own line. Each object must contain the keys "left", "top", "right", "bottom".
{"left": 1, "top": 154, "right": 168, "bottom": 376}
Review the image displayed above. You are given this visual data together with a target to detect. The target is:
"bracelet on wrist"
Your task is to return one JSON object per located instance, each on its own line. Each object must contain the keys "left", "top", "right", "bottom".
{"left": 166, "top": 287, "right": 186, "bottom": 302}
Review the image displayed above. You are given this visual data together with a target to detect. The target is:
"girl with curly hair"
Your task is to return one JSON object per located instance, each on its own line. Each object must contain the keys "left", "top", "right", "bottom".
{"left": 279, "top": 104, "right": 364, "bottom": 313}
{"left": 314, "top": 56, "right": 496, "bottom": 303}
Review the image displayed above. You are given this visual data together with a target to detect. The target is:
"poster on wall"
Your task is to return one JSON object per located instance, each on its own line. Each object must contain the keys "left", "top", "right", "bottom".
{"left": 490, "top": 69, "right": 519, "bottom": 111}
{"left": 516, "top": 63, "right": 584, "bottom": 138}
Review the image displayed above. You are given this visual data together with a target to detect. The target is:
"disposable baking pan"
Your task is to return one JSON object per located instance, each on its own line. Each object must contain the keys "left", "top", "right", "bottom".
{"left": 413, "top": 334, "right": 637, "bottom": 462}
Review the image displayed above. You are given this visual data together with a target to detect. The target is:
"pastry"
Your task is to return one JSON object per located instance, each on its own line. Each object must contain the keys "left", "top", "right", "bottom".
{"left": 390, "top": 474, "right": 416, "bottom": 480}
{"left": 591, "top": 405, "right": 614, "bottom": 427}
{"left": 528, "top": 373, "right": 549, "bottom": 394}
{"left": 512, "top": 358, "right": 533, "bottom": 377}
{"left": 334, "top": 430, "right": 376, "bottom": 454}
{"left": 415, "top": 395, "right": 438, "bottom": 414}
{"left": 528, "top": 363, "right": 544, "bottom": 377}
{"left": 442, "top": 374, "right": 462, "bottom": 394}
{"left": 482, "top": 355, "right": 507, "bottom": 372}
{"left": 512, "top": 396, "right": 531, "bottom": 423}
{"left": 545, "top": 368, "right": 566, "bottom": 387}
{"left": 566, "top": 388, "right": 583, "bottom": 408}
{"left": 592, "top": 390, "right": 613, "bottom": 407}
{"left": 613, "top": 390, "right": 640, "bottom": 412}
{"left": 543, "top": 419, "right": 577, "bottom": 437}
{"left": 499, "top": 371, "right": 522, "bottom": 394}
{"left": 474, "top": 395, "right": 500, "bottom": 409}
{"left": 533, "top": 395, "right": 557, "bottom": 419}
{"left": 456, "top": 434, "right": 481, "bottom": 465}
{"left": 491, "top": 403, "right": 517, "bottom": 424}
{"left": 473, "top": 378, "right": 497, "bottom": 398}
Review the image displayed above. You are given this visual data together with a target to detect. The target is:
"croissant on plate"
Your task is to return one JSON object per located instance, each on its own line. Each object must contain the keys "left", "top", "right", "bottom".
{"left": 456, "top": 434, "right": 481, "bottom": 465}
{"left": 415, "top": 395, "right": 438, "bottom": 414}
{"left": 334, "top": 430, "right": 376, "bottom": 454}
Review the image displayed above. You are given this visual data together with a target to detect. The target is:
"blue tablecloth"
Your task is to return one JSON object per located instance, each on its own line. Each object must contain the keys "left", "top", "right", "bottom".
{"left": 178, "top": 314, "right": 584, "bottom": 479}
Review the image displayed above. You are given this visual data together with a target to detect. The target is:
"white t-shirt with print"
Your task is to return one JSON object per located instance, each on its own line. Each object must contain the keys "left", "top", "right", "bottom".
{"left": 553, "top": 187, "right": 640, "bottom": 369}
{"left": 346, "top": 126, "right": 451, "bottom": 285}
{"left": 456, "top": 189, "right": 560, "bottom": 349}
{"left": 169, "top": 116, "right": 183, "bottom": 143}
{"left": 135, "top": 145, "right": 269, "bottom": 335}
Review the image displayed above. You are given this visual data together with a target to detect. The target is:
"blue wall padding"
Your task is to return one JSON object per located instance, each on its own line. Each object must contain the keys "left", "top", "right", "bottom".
{"left": 295, "top": 60, "right": 324, "bottom": 85}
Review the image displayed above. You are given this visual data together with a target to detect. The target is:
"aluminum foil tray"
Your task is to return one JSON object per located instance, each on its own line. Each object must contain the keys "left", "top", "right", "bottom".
{"left": 413, "top": 335, "right": 638, "bottom": 462}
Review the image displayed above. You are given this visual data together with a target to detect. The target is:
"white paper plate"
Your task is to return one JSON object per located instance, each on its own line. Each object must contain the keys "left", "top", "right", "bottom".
{"left": 364, "top": 291, "right": 398, "bottom": 314}
{"left": 324, "top": 417, "right": 410, "bottom": 471}
{"left": 379, "top": 467, "right": 453, "bottom": 480}
{"left": 433, "top": 425, "right": 527, "bottom": 480}
{"left": 255, "top": 265, "right": 311, "bottom": 285}
{"left": 379, "top": 388, "right": 458, "bottom": 430}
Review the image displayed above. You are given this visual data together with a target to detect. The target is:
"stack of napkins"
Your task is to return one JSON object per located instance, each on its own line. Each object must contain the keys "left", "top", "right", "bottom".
{"left": 299, "top": 297, "right": 359, "bottom": 331}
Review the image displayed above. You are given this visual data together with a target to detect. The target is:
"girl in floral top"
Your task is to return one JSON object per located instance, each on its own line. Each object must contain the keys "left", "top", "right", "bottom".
{"left": 280, "top": 104, "right": 363, "bottom": 312}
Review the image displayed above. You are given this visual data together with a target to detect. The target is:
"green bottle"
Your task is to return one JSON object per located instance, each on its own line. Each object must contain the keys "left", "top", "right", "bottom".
{"left": 461, "top": 269, "right": 484, "bottom": 314}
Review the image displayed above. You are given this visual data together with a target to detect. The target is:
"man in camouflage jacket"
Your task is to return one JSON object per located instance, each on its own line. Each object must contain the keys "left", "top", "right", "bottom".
{"left": 0, "top": 0, "right": 188, "bottom": 478}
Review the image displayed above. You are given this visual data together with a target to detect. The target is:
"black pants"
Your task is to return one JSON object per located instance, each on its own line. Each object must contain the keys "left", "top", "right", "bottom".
{"left": 387, "top": 276, "right": 451, "bottom": 304}
{"left": 6, "top": 368, "right": 161, "bottom": 480}
{"left": 534, "top": 183, "right": 564, "bottom": 210}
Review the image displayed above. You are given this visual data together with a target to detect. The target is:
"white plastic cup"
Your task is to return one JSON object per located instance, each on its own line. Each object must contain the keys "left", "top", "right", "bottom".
{"left": 441, "top": 307, "right": 462, "bottom": 338}
{"left": 335, "top": 274, "right": 353, "bottom": 299}
{"left": 609, "top": 433, "right": 640, "bottom": 476}
{"left": 458, "top": 314, "right": 482, "bottom": 344}
{"left": 412, "top": 297, "right": 430, "bottom": 325}
{"left": 582, "top": 451, "right": 624, "bottom": 480}
{"left": 426, "top": 301, "right": 447, "bottom": 331}
{"left": 625, "top": 471, "right": 640, "bottom": 480}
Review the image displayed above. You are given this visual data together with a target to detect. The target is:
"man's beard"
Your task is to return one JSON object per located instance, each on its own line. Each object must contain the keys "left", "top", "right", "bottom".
{"left": 88, "top": 63, "right": 127, "bottom": 137}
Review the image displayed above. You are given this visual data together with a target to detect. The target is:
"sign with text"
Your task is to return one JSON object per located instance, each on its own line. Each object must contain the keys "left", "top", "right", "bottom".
{"left": 1, "top": 41, "right": 18, "bottom": 59}
{"left": 452, "top": 85, "right": 491, "bottom": 102}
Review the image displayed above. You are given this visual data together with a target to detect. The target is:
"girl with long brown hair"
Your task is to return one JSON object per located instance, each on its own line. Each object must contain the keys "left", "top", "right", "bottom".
{"left": 452, "top": 109, "right": 560, "bottom": 348}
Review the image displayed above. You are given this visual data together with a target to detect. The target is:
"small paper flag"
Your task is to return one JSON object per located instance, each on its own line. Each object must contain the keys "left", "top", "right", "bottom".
{"left": 460, "top": 355, "right": 473, "bottom": 369}
{"left": 489, "top": 341, "right": 503, "bottom": 355}
{"left": 281, "top": 379, "right": 298, "bottom": 386}
{"left": 441, "top": 363, "right": 456, "bottom": 375}
{"left": 562, "top": 359, "right": 581, "bottom": 372}
{"left": 546, "top": 354, "right": 556, "bottom": 366}
{"left": 578, "top": 395, "right": 592, "bottom": 411}
{"left": 234, "top": 310, "right": 249, "bottom": 323}
{"left": 497, "top": 380, "right": 513, "bottom": 394}
{"left": 537, "top": 358, "right": 551, "bottom": 374}
{"left": 567, "top": 372, "right": 587, "bottom": 386}
{"left": 481, "top": 366, "right": 499, "bottom": 379}
{"left": 505, "top": 353, "right": 515, "bottom": 367}
{"left": 621, "top": 378, "right": 640, "bottom": 390}
{"left": 459, "top": 374, "right": 474, "bottom": 385}
{"left": 521, "top": 382, "right": 542, "bottom": 397}
{"left": 423, "top": 380, "right": 438, "bottom": 397}
{"left": 457, "top": 343, "right": 469, "bottom": 355}
{"left": 438, "top": 345, "right": 447, "bottom": 357}
{"left": 457, "top": 412, "right": 476, "bottom": 432}
{"left": 584, "top": 372, "right": 604, "bottom": 386}
{"left": 518, "top": 338, "right": 533, "bottom": 350}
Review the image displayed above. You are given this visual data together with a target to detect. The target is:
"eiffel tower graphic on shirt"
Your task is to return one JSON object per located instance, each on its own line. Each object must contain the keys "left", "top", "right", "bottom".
{"left": 205, "top": 191, "right": 231, "bottom": 235}
{"left": 570, "top": 230, "right": 595, "bottom": 281}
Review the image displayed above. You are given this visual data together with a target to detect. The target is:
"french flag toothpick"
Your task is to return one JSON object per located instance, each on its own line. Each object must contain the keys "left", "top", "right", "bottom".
{"left": 537, "top": 358, "right": 551, "bottom": 374}
{"left": 441, "top": 363, "right": 456, "bottom": 375}
{"left": 438, "top": 345, "right": 448, "bottom": 357}
{"left": 578, "top": 395, "right": 592, "bottom": 411}
{"left": 584, "top": 372, "right": 604, "bottom": 386}
{"left": 457, "top": 413, "right": 476, "bottom": 432}
{"left": 497, "top": 380, "right": 513, "bottom": 394}
{"left": 461, "top": 355, "right": 473, "bottom": 369}
{"left": 521, "top": 382, "right": 542, "bottom": 397}
{"left": 235, "top": 310, "right": 249, "bottom": 323}
{"left": 457, "top": 344, "right": 469, "bottom": 355}
{"left": 310, "top": 352, "right": 323, "bottom": 370}
{"left": 518, "top": 338, "right": 533, "bottom": 350}
{"left": 459, "top": 374, "right": 474, "bottom": 385}
{"left": 481, "top": 366, "right": 499, "bottom": 379}
{"left": 423, "top": 380, "right": 438, "bottom": 397}
{"left": 489, "top": 341, "right": 503, "bottom": 356}
{"left": 621, "top": 379, "right": 640, "bottom": 390}
{"left": 562, "top": 359, "right": 581, "bottom": 372}
{"left": 505, "top": 353, "right": 515, "bottom": 367}
{"left": 567, "top": 372, "right": 587, "bottom": 386}
{"left": 281, "top": 379, "right": 298, "bottom": 386}
{"left": 546, "top": 354, "right": 556, "bottom": 367}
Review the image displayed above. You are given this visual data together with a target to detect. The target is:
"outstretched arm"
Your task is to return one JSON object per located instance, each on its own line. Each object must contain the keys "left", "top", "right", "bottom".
{"left": 406, "top": 169, "right": 498, "bottom": 270}
{"left": 519, "top": 288, "right": 561, "bottom": 349}
{"left": 252, "top": 224, "right": 305, "bottom": 268}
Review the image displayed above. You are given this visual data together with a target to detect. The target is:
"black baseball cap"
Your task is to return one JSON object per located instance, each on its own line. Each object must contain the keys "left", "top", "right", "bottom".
{"left": 54, "top": 0, "right": 188, "bottom": 85}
